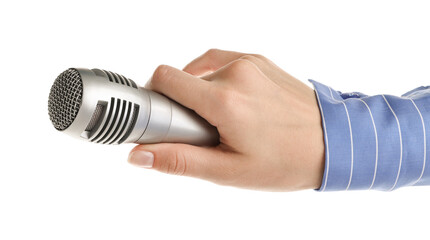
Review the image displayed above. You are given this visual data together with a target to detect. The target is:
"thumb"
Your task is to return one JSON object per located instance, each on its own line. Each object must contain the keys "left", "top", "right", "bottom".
{"left": 128, "top": 143, "right": 237, "bottom": 182}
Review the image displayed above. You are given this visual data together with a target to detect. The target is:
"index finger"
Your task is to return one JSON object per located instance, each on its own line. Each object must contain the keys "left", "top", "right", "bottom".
{"left": 146, "top": 65, "right": 213, "bottom": 121}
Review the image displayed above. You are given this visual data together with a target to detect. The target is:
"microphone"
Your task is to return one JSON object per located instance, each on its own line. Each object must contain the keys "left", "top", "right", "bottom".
{"left": 48, "top": 68, "right": 219, "bottom": 146}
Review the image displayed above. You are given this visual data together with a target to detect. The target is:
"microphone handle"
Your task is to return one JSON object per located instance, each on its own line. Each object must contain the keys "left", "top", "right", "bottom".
{"left": 136, "top": 90, "right": 219, "bottom": 146}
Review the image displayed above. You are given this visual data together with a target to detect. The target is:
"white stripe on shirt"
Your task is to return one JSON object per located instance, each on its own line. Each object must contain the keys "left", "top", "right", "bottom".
{"left": 382, "top": 95, "right": 403, "bottom": 191}
{"left": 328, "top": 87, "right": 354, "bottom": 190}
{"left": 409, "top": 98, "right": 427, "bottom": 185}
{"left": 358, "top": 99, "right": 379, "bottom": 190}
{"left": 310, "top": 84, "right": 330, "bottom": 192}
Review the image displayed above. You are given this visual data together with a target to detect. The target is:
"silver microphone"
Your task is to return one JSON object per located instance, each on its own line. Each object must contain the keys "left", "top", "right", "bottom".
{"left": 48, "top": 68, "right": 219, "bottom": 146}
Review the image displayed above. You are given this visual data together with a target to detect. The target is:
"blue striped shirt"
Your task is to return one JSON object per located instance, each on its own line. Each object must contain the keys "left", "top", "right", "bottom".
{"left": 309, "top": 80, "right": 430, "bottom": 191}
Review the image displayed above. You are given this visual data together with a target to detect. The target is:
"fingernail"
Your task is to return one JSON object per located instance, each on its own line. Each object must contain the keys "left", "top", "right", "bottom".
{"left": 128, "top": 150, "right": 154, "bottom": 168}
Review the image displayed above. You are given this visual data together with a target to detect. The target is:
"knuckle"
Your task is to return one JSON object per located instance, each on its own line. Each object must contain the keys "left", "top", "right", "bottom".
{"left": 222, "top": 59, "right": 258, "bottom": 83}
{"left": 239, "top": 54, "right": 260, "bottom": 62}
{"left": 151, "top": 65, "right": 171, "bottom": 86}
{"left": 250, "top": 53, "right": 266, "bottom": 60}
{"left": 239, "top": 54, "right": 267, "bottom": 62}
{"left": 205, "top": 48, "right": 220, "bottom": 58}
{"left": 165, "top": 151, "right": 187, "bottom": 176}
{"left": 232, "top": 59, "right": 254, "bottom": 69}
{"left": 227, "top": 59, "right": 255, "bottom": 75}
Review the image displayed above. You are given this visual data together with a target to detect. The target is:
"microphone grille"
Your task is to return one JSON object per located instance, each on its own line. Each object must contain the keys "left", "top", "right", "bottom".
{"left": 48, "top": 68, "right": 83, "bottom": 130}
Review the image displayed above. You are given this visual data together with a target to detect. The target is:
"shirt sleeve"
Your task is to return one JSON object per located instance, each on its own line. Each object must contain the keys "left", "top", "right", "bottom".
{"left": 308, "top": 79, "right": 430, "bottom": 191}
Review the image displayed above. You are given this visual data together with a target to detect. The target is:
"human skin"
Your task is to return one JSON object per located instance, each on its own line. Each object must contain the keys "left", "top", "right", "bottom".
{"left": 128, "top": 49, "right": 325, "bottom": 191}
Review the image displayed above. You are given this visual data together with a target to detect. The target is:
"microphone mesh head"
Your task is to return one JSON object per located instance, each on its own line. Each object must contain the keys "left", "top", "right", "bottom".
{"left": 48, "top": 68, "right": 83, "bottom": 130}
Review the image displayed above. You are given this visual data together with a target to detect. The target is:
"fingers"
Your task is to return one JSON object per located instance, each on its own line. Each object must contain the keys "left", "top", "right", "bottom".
{"left": 145, "top": 61, "right": 265, "bottom": 128}
{"left": 146, "top": 65, "right": 211, "bottom": 119}
{"left": 182, "top": 48, "right": 273, "bottom": 77}
{"left": 128, "top": 143, "right": 238, "bottom": 185}
{"left": 201, "top": 58, "right": 267, "bottom": 87}
{"left": 183, "top": 49, "right": 245, "bottom": 76}
{"left": 182, "top": 49, "right": 285, "bottom": 83}
{"left": 184, "top": 48, "right": 311, "bottom": 95}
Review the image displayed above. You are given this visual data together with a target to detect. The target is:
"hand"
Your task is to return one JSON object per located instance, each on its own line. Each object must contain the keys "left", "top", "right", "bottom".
{"left": 128, "top": 49, "right": 325, "bottom": 191}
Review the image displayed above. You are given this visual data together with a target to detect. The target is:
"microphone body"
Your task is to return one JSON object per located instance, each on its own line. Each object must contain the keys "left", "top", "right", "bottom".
{"left": 48, "top": 68, "right": 219, "bottom": 146}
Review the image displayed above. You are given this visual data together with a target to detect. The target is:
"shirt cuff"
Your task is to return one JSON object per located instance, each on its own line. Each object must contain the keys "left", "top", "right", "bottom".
{"left": 308, "top": 79, "right": 429, "bottom": 191}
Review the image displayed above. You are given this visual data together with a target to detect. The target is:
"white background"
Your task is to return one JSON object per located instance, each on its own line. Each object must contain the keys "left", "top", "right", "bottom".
{"left": 1, "top": 0, "right": 429, "bottom": 239}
